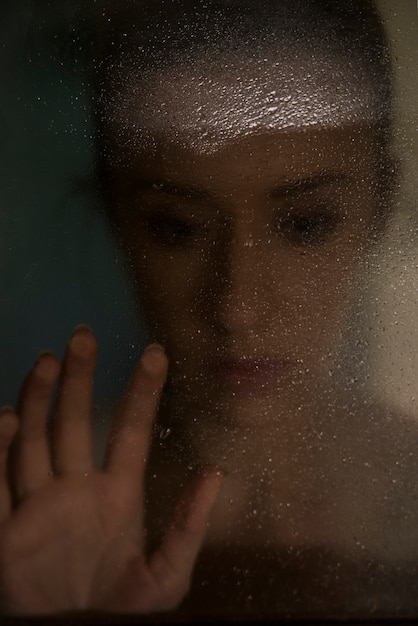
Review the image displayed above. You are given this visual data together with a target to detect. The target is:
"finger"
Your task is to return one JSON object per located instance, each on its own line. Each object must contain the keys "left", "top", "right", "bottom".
{"left": 0, "top": 407, "right": 19, "bottom": 521}
{"left": 52, "top": 326, "right": 98, "bottom": 475}
{"left": 14, "top": 352, "right": 60, "bottom": 499}
{"left": 105, "top": 344, "right": 168, "bottom": 486}
{"left": 149, "top": 467, "right": 224, "bottom": 591}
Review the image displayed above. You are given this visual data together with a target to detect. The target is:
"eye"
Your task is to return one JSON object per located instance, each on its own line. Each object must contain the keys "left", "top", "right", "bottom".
{"left": 143, "top": 212, "right": 204, "bottom": 248}
{"left": 277, "top": 211, "right": 340, "bottom": 246}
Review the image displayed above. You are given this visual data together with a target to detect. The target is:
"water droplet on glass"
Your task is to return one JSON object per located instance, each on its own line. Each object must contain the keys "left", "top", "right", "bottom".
{"left": 159, "top": 426, "right": 172, "bottom": 440}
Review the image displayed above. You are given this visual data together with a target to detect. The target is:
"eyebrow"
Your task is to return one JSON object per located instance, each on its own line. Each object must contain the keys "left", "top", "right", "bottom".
{"left": 271, "top": 171, "right": 352, "bottom": 196}
{"left": 137, "top": 180, "right": 211, "bottom": 201}
{"left": 136, "top": 170, "right": 351, "bottom": 201}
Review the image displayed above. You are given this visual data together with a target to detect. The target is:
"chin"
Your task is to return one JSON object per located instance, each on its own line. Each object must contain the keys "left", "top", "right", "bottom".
{"left": 168, "top": 392, "right": 302, "bottom": 473}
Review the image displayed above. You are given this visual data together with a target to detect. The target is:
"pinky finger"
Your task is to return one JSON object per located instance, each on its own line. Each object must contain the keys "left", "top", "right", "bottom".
{"left": 0, "top": 408, "right": 19, "bottom": 522}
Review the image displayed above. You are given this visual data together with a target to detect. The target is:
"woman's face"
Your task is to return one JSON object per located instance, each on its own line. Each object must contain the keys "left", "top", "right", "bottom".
{"left": 101, "top": 48, "right": 385, "bottom": 464}
{"left": 107, "top": 123, "right": 381, "bottom": 451}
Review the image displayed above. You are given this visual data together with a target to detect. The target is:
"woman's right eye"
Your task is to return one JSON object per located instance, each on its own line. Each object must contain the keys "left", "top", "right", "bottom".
{"left": 277, "top": 210, "right": 340, "bottom": 246}
{"left": 143, "top": 212, "right": 204, "bottom": 248}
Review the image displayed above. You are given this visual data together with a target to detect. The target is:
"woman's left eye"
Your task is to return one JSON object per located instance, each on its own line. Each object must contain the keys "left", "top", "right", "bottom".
{"left": 143, "top": 212, "right": 205, "bottom": 248}
{"left": 277, "top": 211, "right": 340, "bottom": 245}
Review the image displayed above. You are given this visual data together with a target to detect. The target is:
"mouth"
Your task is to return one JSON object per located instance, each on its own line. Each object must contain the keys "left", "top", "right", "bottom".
{"left": 213, "top": 357, "right": 289, "bottom": 392}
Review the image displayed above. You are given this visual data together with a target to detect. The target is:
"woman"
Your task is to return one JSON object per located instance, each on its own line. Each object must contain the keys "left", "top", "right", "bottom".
{"left": 0, "top": 0, "right": 416, "bottom": 618}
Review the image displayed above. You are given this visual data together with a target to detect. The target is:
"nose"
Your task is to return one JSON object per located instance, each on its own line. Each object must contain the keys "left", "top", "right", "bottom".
{"left": 210, "top": 231, "right": 271, "bottom": 335}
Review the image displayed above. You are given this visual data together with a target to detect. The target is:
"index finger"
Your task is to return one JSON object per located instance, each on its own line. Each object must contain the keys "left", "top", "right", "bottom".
{"left": 105, "top": 344, "right": 168, "bottom": 486}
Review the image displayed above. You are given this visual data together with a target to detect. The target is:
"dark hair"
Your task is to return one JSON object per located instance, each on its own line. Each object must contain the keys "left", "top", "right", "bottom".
{"left": 91, "top": 0, "right": 392, "bottom": 120}
{"left": 30, "top": 0, "right": 393, "bottom": 137}
{"left": 86, "top": 0, "right": 394, "bottom": 220}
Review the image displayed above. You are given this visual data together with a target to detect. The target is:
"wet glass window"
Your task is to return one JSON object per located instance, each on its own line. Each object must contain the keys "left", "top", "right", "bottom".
{"left": 0, "top": 0, "right": 418, "bottom": 621}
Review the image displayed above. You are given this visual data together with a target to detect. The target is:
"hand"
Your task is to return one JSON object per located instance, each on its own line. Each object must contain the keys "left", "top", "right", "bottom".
{"left": 0, "top": 326, "right": 223, "bottom": 615}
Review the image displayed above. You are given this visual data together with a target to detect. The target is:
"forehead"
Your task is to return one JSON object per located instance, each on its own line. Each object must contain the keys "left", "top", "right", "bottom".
{"left": 109, "top": 126, "right": 378, "bottom": 204}
{"left": 104, "top": 48, "right": 379, "bottom": 156}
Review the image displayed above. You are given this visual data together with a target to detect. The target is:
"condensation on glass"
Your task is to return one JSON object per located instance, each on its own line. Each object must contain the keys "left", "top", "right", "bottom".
{"left": 1, "top": 0, "right": 418, "bottom": 620}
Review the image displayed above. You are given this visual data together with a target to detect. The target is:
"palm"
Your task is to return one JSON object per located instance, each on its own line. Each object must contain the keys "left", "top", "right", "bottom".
{"left": 0, "top": 329, "right": 222, "bottom": 615}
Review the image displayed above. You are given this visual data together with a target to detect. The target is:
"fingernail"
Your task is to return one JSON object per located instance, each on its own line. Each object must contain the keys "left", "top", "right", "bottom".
{"left": 36, "top": 353, "right": 59, "bottom": 379}
{"left": 73, "top": 324, "right": 92, "bottom": 334}
{"left": 70, "top": 332, "right": 85, "bottom": 352}
{"left": 200, "top": 464, "right": 229, "bottom": 479}
{"left": 69, "top": 325, "right": 94, "bottom": 356}
{"left": 37, "top": 350, "right": 54, "bottom": 361}
{"left": 0, "top": 405, "right": 14, "bottom": 415}
{"left": 144, "top": 343, "right": 165, "bottom": 354}
{"left": 142, "top": 344, "right": 165, "bottom": 374}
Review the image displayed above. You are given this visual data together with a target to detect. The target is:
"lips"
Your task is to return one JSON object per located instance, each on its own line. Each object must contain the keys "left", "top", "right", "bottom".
{"left": 213, "top": 358, "right": 288, "bottom": 391}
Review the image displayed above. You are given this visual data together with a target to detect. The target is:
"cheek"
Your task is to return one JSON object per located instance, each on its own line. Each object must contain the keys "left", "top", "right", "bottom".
{"left": 122, "top": 221, "right": 367, "bottom": 360}
{"left": 126, "top": 243, "right": 203, "bottom": 338}
{"left": 285, "top": 246, "right": 366, "bottom": 350}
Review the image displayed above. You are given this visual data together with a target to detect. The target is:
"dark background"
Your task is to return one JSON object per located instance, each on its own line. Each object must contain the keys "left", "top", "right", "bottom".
{"left": 0, "top": 0, "right": 146, "bottom": 410}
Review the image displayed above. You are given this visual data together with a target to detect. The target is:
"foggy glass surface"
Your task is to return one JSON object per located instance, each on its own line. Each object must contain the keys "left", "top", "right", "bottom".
{"left": 0, "top": 0, "right": 418, "bottom": 621}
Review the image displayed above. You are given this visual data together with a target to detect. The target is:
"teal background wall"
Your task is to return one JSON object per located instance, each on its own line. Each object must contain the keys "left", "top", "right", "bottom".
{"left": 0, "top": 1, "right": 146, "bottom": 409}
